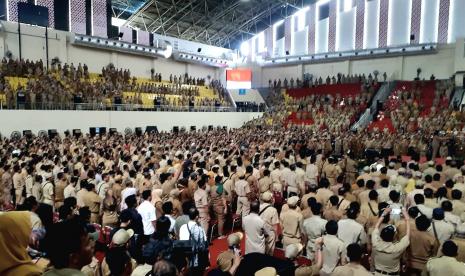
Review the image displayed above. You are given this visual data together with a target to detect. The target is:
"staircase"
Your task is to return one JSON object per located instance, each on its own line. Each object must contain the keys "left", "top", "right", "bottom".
{"left": 351, "top": 81, "right": 397, "bottom": 131}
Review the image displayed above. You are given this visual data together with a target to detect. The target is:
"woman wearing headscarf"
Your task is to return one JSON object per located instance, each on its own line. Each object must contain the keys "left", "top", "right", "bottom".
{"left": 0, "top": 211, "right": 43, "bottom": 276}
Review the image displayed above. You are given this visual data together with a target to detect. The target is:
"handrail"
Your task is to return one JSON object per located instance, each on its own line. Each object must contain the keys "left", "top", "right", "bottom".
{"left": 0, "top": 100, "right": 255, "bottom": 112}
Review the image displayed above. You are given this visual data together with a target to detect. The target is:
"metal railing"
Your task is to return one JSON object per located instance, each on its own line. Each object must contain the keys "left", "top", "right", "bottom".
{"left": 0, "top": 100, "right": 244, "bottom": 112}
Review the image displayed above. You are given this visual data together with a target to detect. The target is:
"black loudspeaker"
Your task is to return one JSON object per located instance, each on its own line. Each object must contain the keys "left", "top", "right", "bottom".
{"left": 54, "top": 0, "right": 69, "bottom": 31}
{"left": 410, "top": 34, "right": 415, "bottom": 41}
{"left": 197, "top": 48, "right": 202, "bottom": 53}
{"left": 18, "top": 2, "right": 49, "bottom": 27}
{"left": 135, "top": 127, "right": 143, "bottom": 136}
{"left": 173, "top": 126, "right": 179, "bottom": 133}
{"left": 85, "top": 0, "right": 92, "bottom": 35}
{"left": 286, "top": 50, "right": 290, "bottom": 55}
{"left": 109, "top": 128, "right": 117, "bottom": 135}
{"left": 106, "top": 0, "right": 112, "bottom": 38}
{"left": 73, "top": 129, "right": 82, "bottom": 138}
{"left": 132, "top": 29, "right": 137, "bottom": 44}
{"left": 23, "top": 130, "right": 33, "bottom": 138}
{"left": 146, "top": 126, "right": 158, "bottom": 133}
{"left": 118, "top": 32, "right": 124, "bottom": 38}
{"left": 48, "top": 129, "right": 58, "bottom": 138}
{"left": 190, "top": 126, "right": 196, "bottom": 132}
{"left": 208, "top": 125, "right": 213, "bottom": 131}
{"left": 149, "top": 33, "right": 154, "bottom": 46}
{"left": 89, "top": 127, "right": 96, "bottom": 136}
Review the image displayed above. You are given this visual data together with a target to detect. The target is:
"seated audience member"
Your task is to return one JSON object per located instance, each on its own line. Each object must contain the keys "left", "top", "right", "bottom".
{"left": 43, "top": 218, "right": 94, "bottom": 276}
{"left": 0, "top": 211, "right": 43, "bottom": 276}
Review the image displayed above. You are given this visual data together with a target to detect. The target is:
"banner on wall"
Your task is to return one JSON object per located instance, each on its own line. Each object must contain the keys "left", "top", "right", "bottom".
{"left": 226, "top": 69, "right": 252, "bottom": 89}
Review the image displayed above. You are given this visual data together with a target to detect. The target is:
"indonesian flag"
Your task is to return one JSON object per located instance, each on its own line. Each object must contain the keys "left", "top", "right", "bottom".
{"left": 226, "top": 69, "right": 252, "bottom": 89}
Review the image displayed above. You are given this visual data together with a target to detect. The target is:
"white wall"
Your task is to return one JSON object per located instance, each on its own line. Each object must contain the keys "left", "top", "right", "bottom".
{"left": 448, "top": 0, "right": 465, "bottom": 43}
{"left": 364, "top": 0, "right": 380, "bottom": 49}
{"left": 292, "top": 28, "right": 308, "bottom": 55}
{"left": 388, "top": 0, "right": 411, "bottom": 47}
{"left": 0, "top": 21, "right": 220, "bottom": 80}
{"left": 420, "top": 0, "right": 439, "bottom": 43}
{"left": 257, "top": 44, "right": 458, "bottom": 86}
{"left": 337, "top": 9, "right": 356, "bottom": 52}
{"left": 0, "top": 110, "right": 263, "bottom": 135}
{"left": 316, "top": 18, "right": 329, "bottom": 54}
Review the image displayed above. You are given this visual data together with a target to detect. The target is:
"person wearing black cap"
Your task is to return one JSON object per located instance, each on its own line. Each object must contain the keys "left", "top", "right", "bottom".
{"left": 430, "top": 207, "right": 454, "bottom": 244}
{"left": 372, "top": 207, "right": 410, "bottom": 276}
{"left": 426, "top": 240, "right": 464, "bottom": 275}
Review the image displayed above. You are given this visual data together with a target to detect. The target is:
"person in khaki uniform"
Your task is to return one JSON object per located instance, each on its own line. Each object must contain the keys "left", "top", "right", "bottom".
{"left": 319, "top": 220, "right": 346, "bottom": 276}
{"left": 302, "top": 202, "right": 327, "bottom": 260}
{"left": 194, "top": 177, "right": 209, "bottom": 234}
{"left": 82, "top": 183, "right": 102, "bottom": 223}
{"left": 322, "top": 157, "right": 341, "bottom": 187}
{"left": 258, "top": 169, "right": 272, "bottom": 195}
{"left": 12, "top": 165, "right": 25, "bottom": 206}
{"left": 235, "top": 173, "right": 251, "bottom": 217}
{"left": 404, "top": 215, "right": 439, "bottom": 275}
{"left": 372, "top": 208, "right": 410, "bottom": 276}
{"left": 259, "top": 191, "right": 279, "bottom": 255}
{"left": 426, "top": 240, "right": 465, "bottom": 276}
{"left": 280, "top": 196, "right": 303, "bottom": 248}
{"left": 54, "top": 172, "right": 67, "bottom": 209}
{"left": 332, "top": 243, "right": 371, "bottom": 276}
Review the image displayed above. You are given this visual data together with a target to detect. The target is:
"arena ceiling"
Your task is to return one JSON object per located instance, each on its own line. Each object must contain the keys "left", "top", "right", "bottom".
{"left": 111, "top": 0, "right": 317, "bottom": 49}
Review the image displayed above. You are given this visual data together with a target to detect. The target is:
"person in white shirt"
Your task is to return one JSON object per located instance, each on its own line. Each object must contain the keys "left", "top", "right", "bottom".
{"left": 179, "top": 207, "right": 207, "bottom": 241}
{"left": 120, "top": 181, "right": 137, "bottom": 211}
{"left": 162, "top": 201, "right": 176, "bottom": 234}
{"left": 64, "top": 176, "right": 78, "bottom": 199}
{"left": 96, "top": 173, "right": 110, "bottom": 199}
{"left": 305, "top": 155, "right": 319, "bottom": 185}
{"left": 137, "top": 190, "right": 157, "bottom": 238}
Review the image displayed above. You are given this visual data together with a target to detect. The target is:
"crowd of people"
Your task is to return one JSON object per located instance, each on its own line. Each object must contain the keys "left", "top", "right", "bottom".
{"left": 0, "top": 58, "right": 230, "bottom": 110}
{"left": 0, "top": 110, "right": 465, "bottom": 275}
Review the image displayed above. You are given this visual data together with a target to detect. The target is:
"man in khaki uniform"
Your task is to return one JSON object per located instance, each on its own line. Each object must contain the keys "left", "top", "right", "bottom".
{"left": 54, "top": 172, "right": 67, "bottom": 209}
{"left": 426, "top": 240, "right": 465, "bottom": 276}
{"left": 302, "top": 202, "right": 327, "bottom": 260}
{"left": 280, "top": 196, "right": 303, "bottom": 248}
{"left": 320, "top": 221, "right": 346, "bottom": 276}
{"left": 194, "top": 177, "right": 209, "bottom": 234}
{"left": 258, "top": 170, "right": 272, "bottom": 195}
{"left": 451, "top": 224, "right": 465, "bottom": 262}
{"left": 12, "top": 165, "right": 25, "bottom": 206}
{"left": 235, "top": 174, "right": 250, "bottom": 217}
{"left": 404, "top": 215, "right": 439, "bottom": 275}
{"left": 243, "top": 201, "right": 271, "bottom": 254}
{"left": 259, "top": 192, "right": 279, "bottom": 255}
{"left": 82, "top": 183, "right": 101, "bottom": 223}
{"left": 339, "top": 154, "right": 358, "bottom": 185}
{"left": 372, "top": 208, "right": 410, "bottom": 276}
{"left": 315, "top": 179, "right": 334, "bottom": 205}
{"left": 332, "top": 243, "right": 371, "bottom": 276}
{"left": 40, "top": 174, "right": 55, "bottom": 207}
{"left": 322, "top": 157, "right": 341, "bottom": 187}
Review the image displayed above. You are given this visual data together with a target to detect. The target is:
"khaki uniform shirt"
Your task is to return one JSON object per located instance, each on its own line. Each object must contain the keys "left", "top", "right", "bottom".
{"left": 259, "top": 203, "right": 279, "bottom": 228}
{"left": 41, "top": 181, "right": 54, "bottom": 206}
{"left": 295, "top": 265, "right": 319, "bottom": 276}
{"left": 258, "top": 176, "right": 272, "bottom": 193}
{"left": 82, "top": 191, "right": 101, "bottom": 214}
{"left": 55, "top": 180, "right": 67, "bottom": 203}
{"left": 404, "top": 228, "right": 438, "bottom": 270}
{"left": 321, "top": 234, "right": 346, "bottom": 274}
{"left": 372, "top": 228, "right": 409, "bottom": 273}
{"left": 280, "top": 208, "right": 303, "bottom": 240}
{"left": 332, "top": 263, "right": 371, "bottom": 276}
{"left": 426, "top": 256, "right": 465, "bottom": 276}
{"left": 242, "top": 213, "right": 270, "bottom": 254}
{"left": 302, "top": 215, "right": 327, "bottom": 251}
{"left": 337, "top": 218, "right": 367, "bottom": 246}
{"left": 451, "top": 237, "right": 465, "bottom": 263}
{"left": 315, "top": 188, "right": 333, "bottom": 205}
{"left": 194, "top": 188, "right": 208, "bottom": 215}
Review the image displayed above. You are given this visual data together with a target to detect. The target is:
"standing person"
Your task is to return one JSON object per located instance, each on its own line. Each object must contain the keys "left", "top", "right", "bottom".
{"left": 194, "top": 177, "right": 209, "bottom": 235}
{"left": 372, "top": 208, "right": 410, "bottom": 276}
{"left": 430, "top": 208, "right": 455, "bottom": 244}
{"left": 82, "top": 183, "right": 101, "bottom": 224}
{"left": 243, "top": 201, "right": 271, "bottom": 254}
{"left": 235, "top": 173, "right": 251, "bottom": 217}
{"left": 404, "top": 215, "right": 439, "bottom": 275}
{"left": 302, "top": 202, "right": 327, "bottom": 260}
{"left": 43, "top": 218, "right": 94, "bottom": 276}
{"left": 280, "top": 196, "right": 303, "bottom": 248}
{"left": 64, "top": 176, "right": 78, "bottom": 199}
{"left": 319, "top": 220, "right": 346, "bottom": 276}
{"left": 259, "top": 191, "right": 279, "bottom": 255}
{"left": 101, "top": 190, "right": 119, "bottom": 228}
{"left": 0, "top": 211, "right": 43, "bottom": 276}
{"left": 337, "top": 207, "right": 367, "bottom": 247}
{"left": 13, "top": 165, "right": 25, "bottom": 206}
{"left": 426, "top": 240, "right": 464, "bottom": 276}
{"left": 179, "top": 207, "right": 208, "bottom": 276}
{"left": 332, "top": 243, "right": 372, "bottom": 276}
{"left": 137, "top": 190, "right": 156, "bottom": 243}
{"left": 54, "top": 172, "right": 67, "bottom": 209}
{"left": 211, "top": 175, "right": 227, "bottom": 239}
{"left": 40, "top": 174, "right": 54, "bottom": 207}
